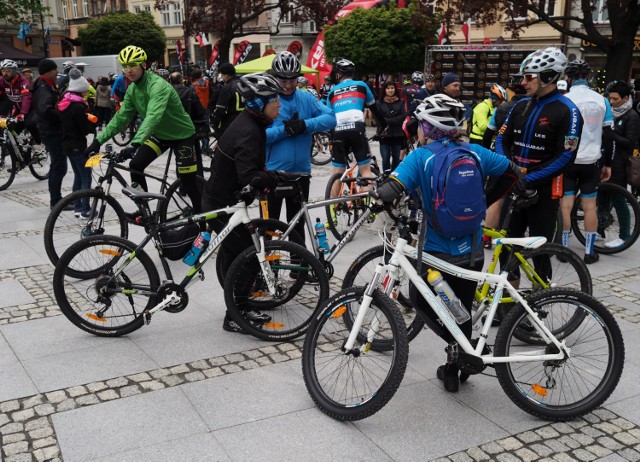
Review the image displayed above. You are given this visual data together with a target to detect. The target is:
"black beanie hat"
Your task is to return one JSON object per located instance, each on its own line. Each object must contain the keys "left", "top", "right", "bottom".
{"left": 38, "top": 58, "right": 58, "bottom": 75}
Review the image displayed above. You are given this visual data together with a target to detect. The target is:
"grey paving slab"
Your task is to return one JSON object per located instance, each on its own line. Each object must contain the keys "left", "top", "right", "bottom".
{"left": 131, "top": 318, "right": 268, "bottom": 368}
{"left": 0, "top": 360, "right": 39, "bottom": 402}
{"left": 0, "top": 279, "right": 34, "bottom": 309}
{"left": 53, "top": 387, "right": 209, "bottom": 462}
{"left": 22, "top": 340, "right": 158, "bottom": 392}
{"left": 606, "top": 394, "right": 640, "bottom": 426}
{"left": 353, "top": 380, "right": 509, "bottom": 461}
{"left": 0, "top": 315, "right": 118, "bottom": 361}
{"left": 0, "top": 237, "right": 48, "bottom": 270}
{"left": 90, "top": 432, "right": 231, "bottom": 462}
{"left": 214, "top": 407, "right": 393, "bottom": 462}
{"left": 181, "top": 361, "right": 313, "bottom": 431}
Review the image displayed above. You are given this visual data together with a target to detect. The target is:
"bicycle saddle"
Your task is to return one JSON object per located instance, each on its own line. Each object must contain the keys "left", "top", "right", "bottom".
{"left": 493, "top": 236, "right": 547, "bottom": 249}
{"left": 122, "top": 186, "right": 168, "bottom": 203}
{"left": 275, "top": 171, "right": 311, "bottom": 182}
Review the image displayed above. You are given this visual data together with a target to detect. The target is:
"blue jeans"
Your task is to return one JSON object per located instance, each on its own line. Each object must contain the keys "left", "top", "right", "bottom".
{"left": 379, "top": 140, "right": 402, "bottom": 172}
{"left": 43, "top": 135, "right": 67, "bottom": 207}
{"left": 68, "top": 154, "right": 92, "bottom": 212}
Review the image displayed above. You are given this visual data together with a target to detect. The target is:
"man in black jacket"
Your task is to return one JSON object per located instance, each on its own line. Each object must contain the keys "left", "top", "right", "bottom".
{"left": 170, "top": 71, "right": 207, "bottom": 175}
{"left": 32, "top": 58, "right": 68, "bottom": 209}
{"left": 209, "top": 63, "right": 243, "bottom": 138}
{"left": 605, "top": 80, "right": 640, "bottom": 248}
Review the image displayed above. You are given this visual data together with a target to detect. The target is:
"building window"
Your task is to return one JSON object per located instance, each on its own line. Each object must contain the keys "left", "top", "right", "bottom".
{"left": 110, "top": 0, "right": 116, "bottom": 11}
{"left": 592, "top": 0, "right": 609, "bottom": 23}
{"left": 62, "top": 1, "right": 68, "bottom": 19}
{"left": 144, "top": 4, "right": 150, "bottom": 12}
{"left": 172, "top": 2, "right": 182, "bottom": 25}
{"left": 82, "top": 0, "right": 88, "bottom": 16}
{"left": 134, "top": 5, "right": 140, "bottom": 13}
{"left": 161, "top": 5, "right": 170, "bottom": 25}
{"left": 72, "top": 0, "right": 78, "bottom": 18}
{"left": 421, "top": 0, "right": 436, "bottom": 15}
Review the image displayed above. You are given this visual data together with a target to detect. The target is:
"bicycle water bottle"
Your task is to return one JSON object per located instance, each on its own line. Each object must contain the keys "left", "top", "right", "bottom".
{"left": 182, "top": 231, "right": 211, "bottom": 265}
{"left": 315, "top": 218, "right": 330, "bottom": 255}
{"left": 426, "top": 269, "right": 470, "bottom": 324}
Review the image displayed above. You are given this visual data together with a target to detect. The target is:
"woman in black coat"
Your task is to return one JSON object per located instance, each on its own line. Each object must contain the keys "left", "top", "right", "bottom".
{"left": 376, "top": 81, "right": 407, "bottom": 172}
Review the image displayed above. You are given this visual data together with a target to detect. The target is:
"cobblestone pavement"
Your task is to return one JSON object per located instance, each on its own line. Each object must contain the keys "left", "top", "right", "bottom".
{"left": 2, "top": 144, "right": 640, "bottom": 461}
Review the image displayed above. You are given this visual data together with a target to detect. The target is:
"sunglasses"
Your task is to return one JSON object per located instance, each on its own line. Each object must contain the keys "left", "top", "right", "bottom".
{"left": 522, "top": 73, "right": 539, "bottom": 82}
{"left": 122, "top": 63, "right": 141, "bottom": 70}
{"left": 277, "top": 77, "right": 298, "bottom": 85}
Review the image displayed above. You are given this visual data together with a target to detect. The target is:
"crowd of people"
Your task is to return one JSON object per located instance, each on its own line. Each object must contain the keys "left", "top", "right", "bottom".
{"left": 2, "top": 44, "right": 639, "bottom": 391}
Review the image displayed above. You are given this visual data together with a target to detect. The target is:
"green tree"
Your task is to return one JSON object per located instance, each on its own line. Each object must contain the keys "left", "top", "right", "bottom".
{"left": 77, "top": 12, "right": 166, "bottom": 62}
{"left": 324, "top": 2, "right": 437, "bottom": 76}
{"left": 0, "top": 0, "right": 48, "bottom": 26}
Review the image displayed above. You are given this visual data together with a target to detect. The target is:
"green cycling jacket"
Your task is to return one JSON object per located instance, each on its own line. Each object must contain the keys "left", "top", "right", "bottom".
{"left": 98, "top": 71, "right": 195, "bottom": 145}
{"left": 469, "top": 98, "right": 495, "bottom": 140}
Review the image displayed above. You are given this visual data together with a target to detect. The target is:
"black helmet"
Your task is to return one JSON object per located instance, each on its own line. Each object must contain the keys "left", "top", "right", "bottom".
{"left": 237, "top": 73, "right": 284, "bottom": 111}
{"left": 565, "top": 59, "right": 590, "bottom": 79}
{"left": 332, "top": 57, "right": 355, "bottom": 75}
{"left": 271, "top": 51, "right": 301, "bottom": 79}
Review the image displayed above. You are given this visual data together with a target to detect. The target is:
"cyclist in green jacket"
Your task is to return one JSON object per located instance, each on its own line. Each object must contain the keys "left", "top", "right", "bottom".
{"left": 85, "top": 45, "right": 201, "bottom": 217}
{"left": 468, "top": 84, "right": 506, "bottom": 145}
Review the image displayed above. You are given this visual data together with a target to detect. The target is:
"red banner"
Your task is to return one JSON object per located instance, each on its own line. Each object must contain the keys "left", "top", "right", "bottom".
{"left": 263, "top": 49, "right": 276, "bottom": 56}
{"left": 287, "top": 40, "right": 303, "bottom": 59}
{"left": 233, "top": 40, "right": 251, "bottom": 65}
{"left": 209, "top": 40, "right": 220, "bottom": 67}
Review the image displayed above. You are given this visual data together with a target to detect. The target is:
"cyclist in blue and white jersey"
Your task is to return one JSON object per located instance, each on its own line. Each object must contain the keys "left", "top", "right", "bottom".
{"left": 326, "top": 58, "right": 386, "bottom": 194}
{"left": 560, "top": 59, "right": 615, "bottom": 264}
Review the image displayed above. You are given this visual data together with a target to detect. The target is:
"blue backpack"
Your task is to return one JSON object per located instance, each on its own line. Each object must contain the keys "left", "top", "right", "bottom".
{"left": 428, "top": 141, "right": 486, "bottom": 240}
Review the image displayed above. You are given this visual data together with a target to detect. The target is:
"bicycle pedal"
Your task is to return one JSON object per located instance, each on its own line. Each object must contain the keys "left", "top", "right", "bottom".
{"left": 198, "top": 270, "right": 205, "bottom": 281}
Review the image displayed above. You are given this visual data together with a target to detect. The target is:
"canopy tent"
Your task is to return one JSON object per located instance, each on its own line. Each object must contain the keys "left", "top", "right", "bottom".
{"left": 234, "top": 54, "right": 320, "bottom": 86}
{"left": 0, "top": 43, "right": 43, "bottom": 68}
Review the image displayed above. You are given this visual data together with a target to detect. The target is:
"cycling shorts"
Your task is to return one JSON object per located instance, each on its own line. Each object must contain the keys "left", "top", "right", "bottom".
{"left": 330, "top": 126, "right": 371, "bottom": 168}
{"left": 562, "top": 162, "right": 600, "bottom": 198}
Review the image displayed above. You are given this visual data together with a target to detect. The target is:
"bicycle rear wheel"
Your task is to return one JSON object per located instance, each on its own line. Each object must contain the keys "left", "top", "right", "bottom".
{"left": 494, "top": 288, "right": 624, "bottom": 421}
{"left": 53, "top": 235, "right": 160, "bottom": 337}
{"left": 571, "top": 182, "right": 640, "bottom": 254}
{"left": 158, "top": 175, "right": 206, "bottom": 222}
{"left": 310, "top": 132, "right": 332, "bottom": 166}
{"left": 44, "top": 189, "right": 128, "bottom": 266}
{"left": 223, "top": 240, "right": 329, "bottom": 341}
{"left": 28, "top": 144, "right": 50, "bottom": 180}
{"left": 342, "top": 244, "right": 424, "bottom": 348}
{"left": 0, "top": 145, "right": 17, "bottom": 191}
{"left": 302, "top": 287, "right": 409, "bottom": 421}
{"left": 324, "top": 172, "right": 364, "bottom": 240}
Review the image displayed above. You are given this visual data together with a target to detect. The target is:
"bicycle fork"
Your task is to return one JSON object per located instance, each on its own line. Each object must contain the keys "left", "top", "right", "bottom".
{"left": 343, "top": 263, "right": 385, "bottom": 353}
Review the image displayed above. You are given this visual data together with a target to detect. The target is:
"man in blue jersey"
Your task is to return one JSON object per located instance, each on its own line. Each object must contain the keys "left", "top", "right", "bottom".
{"left": 326, "top": 58, "right": 386, "bottom": 196}
{"left": 496, "top": 47, "right": 583, "bottom": 281}
{"left": 266, "top": 51, "right": 336, "bottom": 242}
{"left": 560, "top": 59, "right": 614, "bottom": 264}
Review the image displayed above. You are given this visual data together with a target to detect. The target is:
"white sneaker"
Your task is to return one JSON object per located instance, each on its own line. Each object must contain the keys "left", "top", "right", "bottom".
{"left": 604, "top": 238, "right": 625, "bottom": 248}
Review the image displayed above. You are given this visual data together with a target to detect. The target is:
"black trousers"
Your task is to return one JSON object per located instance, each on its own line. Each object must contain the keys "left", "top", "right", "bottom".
{"left": 267, "top": 176, "right": 310, "bottom": 243}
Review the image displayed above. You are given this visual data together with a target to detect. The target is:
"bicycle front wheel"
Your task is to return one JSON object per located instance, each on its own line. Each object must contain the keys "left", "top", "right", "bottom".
{"left": 215, "top": 218, "right": 304, "bottom": 287}
{"left": 158, "top": 175, "right": 206, "bottom": 222}
{"left": 310, "top": 132, "right": 332, "bottom": 166}
{"left": 324, "top": 172, "right": 364, "bottom": 240}
{"left": 342, "top": 244, "right": 424, "bottom": 348}
{"left": 44, "top": 189, "right": 128, "bottom": 266}
{"left": 28, "top": 144, "right": 50, "bottom": 180}
{"left": 112, "top": 125, "right": 133, "bottom": 147}
{"left": 494, "top": 288, "right": 624, "bottom": 421}
{"left": 53, "top": 235, "right": 160, "bottom": 336}
{"left": 571, "top": 182, "right": 640, "bottom": 254}
{"left": 223, "top": 240, "right": 329, "bottom": 341}
{"left": 0, "top": 145, "right": 17, "bottom": 191}
{"left": 302, "top": 287, "right": 409, "bottom": 421}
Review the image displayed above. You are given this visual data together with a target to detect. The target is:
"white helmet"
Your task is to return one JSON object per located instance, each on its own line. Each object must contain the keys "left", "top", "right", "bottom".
{"left": 490, "top": 83, "right": 508, "bottom": 101}
{"left": 271, "top": 51, "right": 301, "bottom": 79}
{"left": 62, "top": 60, "right": 75, "bottom": 69}
{"left": 411, "top": 71, "right": 424, "bottom": 84}
{"left": 519, "top": 47, "right": 567, "bottom": 77}
{"left": 1, "top": 59, "right": 18, "bottom": 70}
{"left": 414, "top": 94, "right": 465, "bottom": 132}
{"left": 557, "top": 80, "right": 568, "bottom": 91}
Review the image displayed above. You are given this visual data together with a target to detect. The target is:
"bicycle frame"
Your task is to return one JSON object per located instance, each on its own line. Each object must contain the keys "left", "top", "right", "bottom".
{"left": 98, "top": 199, "right": 277, "bottom": 319}
{"left": 273, "top": 192, "right": 369, "bottom": 263}
{"left": 346, "top": 237, "right": 569, "bottom": 365}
